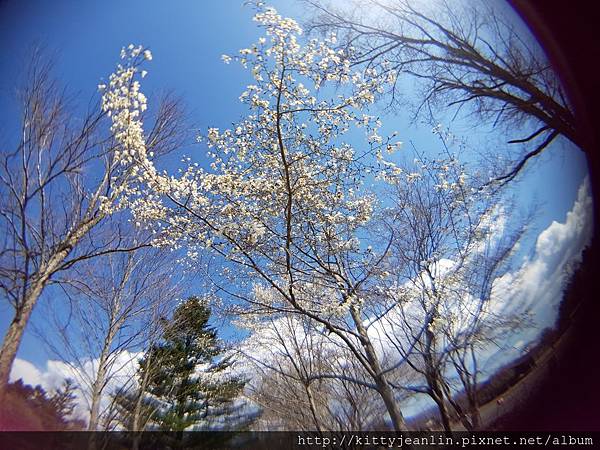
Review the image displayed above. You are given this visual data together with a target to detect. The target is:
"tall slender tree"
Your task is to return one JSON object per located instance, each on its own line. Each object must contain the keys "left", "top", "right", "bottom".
{"left": 0, "top": 45, "right": 187, "bottom": 401}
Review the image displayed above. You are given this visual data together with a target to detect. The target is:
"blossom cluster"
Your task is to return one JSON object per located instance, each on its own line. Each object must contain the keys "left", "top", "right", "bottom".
{"left": 102, "top": 5, "right": 401, "bottom": 322}
{"left": 100, "top": 44, "right": 152, "bottom": 166}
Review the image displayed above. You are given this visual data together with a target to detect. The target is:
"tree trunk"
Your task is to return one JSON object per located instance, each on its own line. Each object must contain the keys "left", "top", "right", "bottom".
{"left": 132, "top": 343, "right": 155, "bottom": 439}
{"left": 425, "top": 362, "right": 453, "bottom": 432}
{"left": 375, "top": 375, "right": 407, "bottom": 432}
{"left": 0, "top": 281, "right": 44, "bottom": 399}
{"left": 350, "top": 307, "right": 408, "bottom": 431}
{"left": 86, "top": 331, "right": 114, "bottom": 450}
{"left": 442, "top": 376, "right": 473, "bottom": 430}
{"left": 0, "top": 216, "right": 101, "bottom": 403}
{"left": 304, "top": 383, "right": 323, "bottom": 432}
{"left": 132, "top": 391, "right": 143, "bottom": 432}
{"left": 88, "top": 312, "right": 121, "bottom": 432}
{"left": 131, "top": 391, "right": 144, "bottom": 450}
{"left": 470, "top": 407, "right": 481, "bottom": 430}
{"left": 88, "top": 353, "right": 109, "bottom": 431}
{"left": 468, "top": 391, "right": 481, "bottom": 430}
{"left": 430, "top": 386, "right": 452, "bottom": 432}
{"left": 422, "top": 321, "right": 452, "bottom": 432}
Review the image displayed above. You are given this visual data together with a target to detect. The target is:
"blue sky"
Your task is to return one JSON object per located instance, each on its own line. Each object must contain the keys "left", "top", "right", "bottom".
{"left": 0, "top": 0, "right": 592, "bottom": 400}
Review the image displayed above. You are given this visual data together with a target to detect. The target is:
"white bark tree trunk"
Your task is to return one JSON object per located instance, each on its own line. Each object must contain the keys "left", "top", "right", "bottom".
{"left": 0, "top": 216, "right": 101, "bottom": 400}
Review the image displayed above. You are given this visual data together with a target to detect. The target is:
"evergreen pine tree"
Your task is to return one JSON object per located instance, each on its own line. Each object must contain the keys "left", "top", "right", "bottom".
{"left": 4, "top": 379, "right": 84, "bottom": 430}
{"left": 110, "top": 386, "right": 155, "bottom": 432}
{"left": 134, "top": 297, "right": 246, "bottom": 433}
{"left": 49, "top": 378, "right": 78, "bottom": 421}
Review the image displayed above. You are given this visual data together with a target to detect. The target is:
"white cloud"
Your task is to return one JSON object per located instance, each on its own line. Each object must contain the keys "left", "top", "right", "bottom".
{"left": 9, "top": 351, "right": 143, "bottom": 423}
{"left": 497, "top": 178, "right": 593, "bottom": 330}
{"left": 482, "top": 176, "right": 593, "bottom": 373}
{"left": 10, "top": 358, "right": 43, "bottom": 387}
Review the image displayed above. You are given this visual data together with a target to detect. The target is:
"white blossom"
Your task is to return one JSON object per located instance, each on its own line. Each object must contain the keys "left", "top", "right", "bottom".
{"left": 103, "top": 6, "right": 403, "bottom": 336}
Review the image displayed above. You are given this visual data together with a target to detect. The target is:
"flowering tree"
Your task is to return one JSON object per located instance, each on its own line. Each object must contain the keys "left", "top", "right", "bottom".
{"left": 102, "top": 4, "right": 416, "bottom": 430}
{"left": 0, "top": 46, "right": 186, "bottom": 401}
{"left": 104, "top": 2, "right": 533, "bottom": 431}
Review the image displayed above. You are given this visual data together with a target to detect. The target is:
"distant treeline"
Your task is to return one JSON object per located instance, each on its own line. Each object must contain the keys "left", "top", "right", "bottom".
{"left": 474, "top": 244, "right": 594, "bottom": 404}
{"left": 409, "top": 244, "right": 595, "bottom": 430}
{"left": 0, "top": 379, "right": 84, "bottom": 431}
